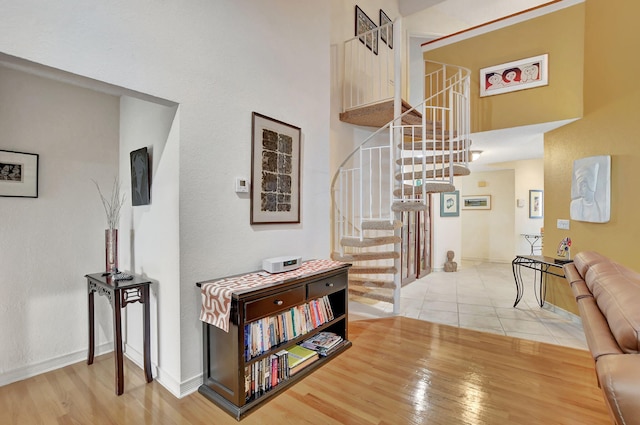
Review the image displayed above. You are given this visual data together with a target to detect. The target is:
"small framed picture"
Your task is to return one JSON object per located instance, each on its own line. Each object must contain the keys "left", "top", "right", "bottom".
{"left": 440, "top": 191, "right": 459, "bottom": 217}
{"left": 130, "top": 147, "right": 151, "bottom": 206}
{"left": 462, "top": 195, "right": 491, "bottom": 210}
{"left": 529, "top": 189, "right": 543, "bottom": 218}
{"left": 355, "top": 5, "right": 378, "bottom": 55}
{"left": 379, "top": 9, "right": 393, "bottom": 49}
{"left": 0, "top": 149, "right": 39, "bottom": 198}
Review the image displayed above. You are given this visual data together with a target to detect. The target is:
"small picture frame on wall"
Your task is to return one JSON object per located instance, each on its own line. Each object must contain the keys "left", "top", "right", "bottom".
{"left": 379, "top": 9, "right": 393, "bottom": 49}
{"left": 355, "top": 5, "right": 378, "bottom": 55}
{"left": 462, "top": 195, "right": 491, "bottom": 210}
{"left": 529, "top": 189, "right": 543, "bottom": 218}
{"left": 130, "top": 147, "right": 150, "bottom": 206}
{"left": 440, "top": 191, "right": 459, "bottom": 217}
{"left": 0, "top": 149, "right": 39, "bottom": 198}
{"left": 251, "top": 112, "right": 301, "bottom": 224}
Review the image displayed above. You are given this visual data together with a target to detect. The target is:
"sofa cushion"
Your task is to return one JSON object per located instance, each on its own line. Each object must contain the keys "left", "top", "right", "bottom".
{"left": 573, "top": 251, "right": 609, "bottom": 278}
{"left": 587, "top": 263, "right": 640, "bottom": 354}
{"left": 577, "top": 296, "right": 623, "bottom": 359}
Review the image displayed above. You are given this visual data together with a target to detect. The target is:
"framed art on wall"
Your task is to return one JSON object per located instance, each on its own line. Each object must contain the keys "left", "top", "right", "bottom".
{"left": 440, "top": 190, "right": 459, "bottom": 217}
{"left": 251, "top": 112, "right": 301, "bottom": 224}
{"left": 529, "top": 189, "right": 543, "bottom": 218}
{"left": 480, "top": 54, "right": 548, "bottom": 97}
{"left": 379, "top": 9, "right": 393, "bottom": 49}
{"left": 355, "top": 5, "right": 378, "bottom": 55}
{"left": 462, "top": 195, "right": 491, "bottom": 210}
{"left": 0, "top": 149, "right": 39, "bottom": 198}
{"left": 130, "top": 147, "right": 151, "bottom": 206}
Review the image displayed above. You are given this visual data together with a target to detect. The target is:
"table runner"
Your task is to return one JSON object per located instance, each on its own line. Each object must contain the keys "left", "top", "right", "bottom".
{"left": 200, "top": 259, "right": 346, "bottom": 332}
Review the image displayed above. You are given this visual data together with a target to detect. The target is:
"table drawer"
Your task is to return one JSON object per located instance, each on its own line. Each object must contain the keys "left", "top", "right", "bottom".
{"left": 307, "top": 273, "right": 347, "bottom": 299}
{"left": 244, "top": 286, "right": 305, "bottom": 323}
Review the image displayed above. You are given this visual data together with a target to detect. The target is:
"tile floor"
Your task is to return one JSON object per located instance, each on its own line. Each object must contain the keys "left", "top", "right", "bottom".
{"left": 348, "top": 260, "right": 588, "bottom": 350}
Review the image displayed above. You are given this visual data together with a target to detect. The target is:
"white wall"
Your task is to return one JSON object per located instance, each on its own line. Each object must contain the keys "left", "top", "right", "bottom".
{"left": 0, "top": 66, "right": 119, "bottom": 384}
{"left": 119, "top": 97, "right": 181, "bottom": 390}
{"left": 432, "top": 192, "right": 462, "bottom": 271}
{"left": 506, "top": 158, "right": 545, "bottom": 254}
{"left": 0, "top": 0, "right": 334, "bottom": 397}
{"left": 458, "top": 169, "right": 516, "bottom": 262}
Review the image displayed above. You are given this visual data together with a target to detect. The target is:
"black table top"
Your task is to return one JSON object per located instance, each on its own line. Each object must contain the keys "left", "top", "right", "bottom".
{"left": 85, "top": 272, "right": 153, "bottom": 288}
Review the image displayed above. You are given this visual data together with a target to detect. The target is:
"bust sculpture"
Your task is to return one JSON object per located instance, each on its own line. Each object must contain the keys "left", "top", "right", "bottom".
{"left": 444, "top": 250, "right": 458, "bottom": 272}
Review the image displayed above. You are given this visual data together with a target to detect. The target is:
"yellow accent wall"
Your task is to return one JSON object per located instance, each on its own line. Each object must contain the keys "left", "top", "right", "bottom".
{"left": 423, "top": 4, "right": 585, "bottom": 133}
{"left": 545, "top": 0, "right": 640, "bottom": 269}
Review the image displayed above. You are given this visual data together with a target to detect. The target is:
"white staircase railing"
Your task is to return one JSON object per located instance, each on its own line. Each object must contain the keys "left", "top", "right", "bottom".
{"left": 332, "top": 61, "right": 470, "bottom": 312}
{"left": 343, "top": 22, "right": 394, "bottom": 111}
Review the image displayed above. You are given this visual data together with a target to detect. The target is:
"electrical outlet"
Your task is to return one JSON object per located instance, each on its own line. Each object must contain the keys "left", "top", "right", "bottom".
{"left": 557, "top": 219, "right": 570, "bottom": 230}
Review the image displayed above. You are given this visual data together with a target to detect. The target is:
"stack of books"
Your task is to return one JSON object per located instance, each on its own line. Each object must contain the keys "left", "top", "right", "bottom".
{"left": 300, "top": 331, "right": 344, "bottom": 357}
{"left": 286, "top": 344, "right": 319, "bottom": 375}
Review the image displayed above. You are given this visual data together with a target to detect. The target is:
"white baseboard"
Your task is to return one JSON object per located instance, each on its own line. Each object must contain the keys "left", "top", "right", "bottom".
{"left": 0, "top": 342, "right": 112, "bottom": 388}
{"left": 124, "top": 342, "right": 200, "bottom": 399}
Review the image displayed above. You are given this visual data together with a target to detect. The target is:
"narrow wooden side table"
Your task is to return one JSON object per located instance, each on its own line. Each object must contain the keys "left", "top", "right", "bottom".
{"left": 86, "top": 272, "right": 154, "bottom": 395}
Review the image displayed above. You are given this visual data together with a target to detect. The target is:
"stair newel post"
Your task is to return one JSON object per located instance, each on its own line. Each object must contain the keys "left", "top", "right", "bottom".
{"left": 358, "top": 146, "right": 364, "bottom": 242}
{"left": 392, "top": 17, "right": 403, "bottom": 315}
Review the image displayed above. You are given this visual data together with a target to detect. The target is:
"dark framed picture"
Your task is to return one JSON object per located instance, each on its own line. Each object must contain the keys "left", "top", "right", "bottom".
{"left": 440, "top": 191, "right": 459, "bottom": 217}
{"left": 379, "top": 9, "right": 393, "bottom": 49}
{"left": 251, "top": 112, "right": 301, "bottom": 224}
{"left": 130, "top": 147, "right": 150, "bottom": 206}
{"left": 355, "top": 5, "right": 378, "bottom": 55}
{"left": 0, "top": 149, "right": 39, "bottom": 198}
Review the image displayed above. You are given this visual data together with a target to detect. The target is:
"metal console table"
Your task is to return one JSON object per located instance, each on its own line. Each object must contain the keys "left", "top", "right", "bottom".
{"left": 511, "top": 255, "right": 571, "bottom": 307}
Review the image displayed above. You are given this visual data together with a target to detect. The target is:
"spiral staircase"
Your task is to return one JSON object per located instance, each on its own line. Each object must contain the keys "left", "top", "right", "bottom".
{"left": 331, "top": 22, "right": 471, "bottom": 314}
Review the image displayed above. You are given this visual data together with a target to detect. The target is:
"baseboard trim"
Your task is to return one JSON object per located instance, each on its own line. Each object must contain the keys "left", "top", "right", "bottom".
{"left": 0, "top": 342, "right": 112, "bottom": 388}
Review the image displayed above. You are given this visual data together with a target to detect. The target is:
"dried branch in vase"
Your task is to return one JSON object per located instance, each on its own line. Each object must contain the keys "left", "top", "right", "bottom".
{"left": 93, "top": 178, "right": 126, "bottom": 230}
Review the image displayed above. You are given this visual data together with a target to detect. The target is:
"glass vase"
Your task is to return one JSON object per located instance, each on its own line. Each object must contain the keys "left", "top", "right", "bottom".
{"left": 105, "top": 229, "right": 118, "bottom": 274}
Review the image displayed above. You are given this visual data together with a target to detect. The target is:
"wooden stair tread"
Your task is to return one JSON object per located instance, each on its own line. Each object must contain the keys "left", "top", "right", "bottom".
{"left": 332, "top": 251, "right": 399, "bottom": 261}
{"left": 391, "top": 201, "right": 428, "bottom": 212}
{"left": 361, "top": 219, "right": 403, "bottom": 230}
{"left": 340, "top": 236, "right": 401, "bottom": 247}
{"left": 349, "top": 287, "right": 393, "bottom": 303}
{"left": 395, "top": 164, "right": 471, "bottom": 180}
{"left": 349, "top": 277, "right": 395, "bottom": 289}
{"left": 397, "top": 154, "right": 468, "bottom": 166}
{"left": 350, "top": 266, "right": 398, "bottom": 274}
{"left": 393, "top": 182, "right": 456, "bottom": 196}
{"left": 339, "top": 99, "right": 421, "bottom": 128}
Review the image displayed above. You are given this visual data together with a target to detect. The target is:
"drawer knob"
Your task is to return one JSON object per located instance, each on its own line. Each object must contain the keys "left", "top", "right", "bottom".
{"left": 274, "top": 300, "right": 284, "bottom": 306}
{"left": 326, "top": 282, "right": 334, "bottom": 287}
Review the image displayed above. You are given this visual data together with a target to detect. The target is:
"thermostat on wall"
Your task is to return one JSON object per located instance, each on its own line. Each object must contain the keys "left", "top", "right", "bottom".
{"left": 262, "top": 256, "right": 302, "bottom": 273}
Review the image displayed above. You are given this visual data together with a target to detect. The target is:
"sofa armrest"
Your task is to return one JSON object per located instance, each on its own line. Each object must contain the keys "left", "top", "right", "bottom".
{"left": 596, "top": 354, "right": 640, "bottom": 425}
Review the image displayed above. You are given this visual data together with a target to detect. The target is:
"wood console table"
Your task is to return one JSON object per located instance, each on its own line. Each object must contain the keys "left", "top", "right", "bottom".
{"left": 86, "top": 272, "right": 154, "bottom": 395}
{"left": 511, "top": 255, "right": 571, "bottom": 308}
{"left": 196, "top": 260, "right": 351, "bottom": 419}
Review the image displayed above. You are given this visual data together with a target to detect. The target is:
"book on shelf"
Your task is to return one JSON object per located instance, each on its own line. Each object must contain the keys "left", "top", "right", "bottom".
{"left": 285, "top": 344, "right": 319, "bottom": 375}
{"left": 244, "top": 296, "right": 337, "bottom": 361}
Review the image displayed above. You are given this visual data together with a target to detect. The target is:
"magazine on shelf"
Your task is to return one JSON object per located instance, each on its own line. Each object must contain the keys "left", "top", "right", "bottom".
{"left": 300, "top": 331, "right": 343, "bottom": 355}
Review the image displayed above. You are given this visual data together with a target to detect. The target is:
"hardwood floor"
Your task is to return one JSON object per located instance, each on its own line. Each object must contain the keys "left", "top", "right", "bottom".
{"left": 0, "top": 317, "right": 611, "bottom": 424}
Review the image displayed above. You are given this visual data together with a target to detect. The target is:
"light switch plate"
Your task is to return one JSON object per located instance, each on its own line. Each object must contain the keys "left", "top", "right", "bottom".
{"left": 557, "top": 219, "right": 570, "bottom": 230}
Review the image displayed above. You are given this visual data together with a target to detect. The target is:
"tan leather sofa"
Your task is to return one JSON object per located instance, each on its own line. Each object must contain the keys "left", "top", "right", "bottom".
{"left": 563, "top": 251, "right": 640, "bottom": 425}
